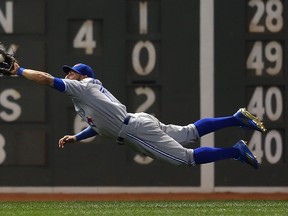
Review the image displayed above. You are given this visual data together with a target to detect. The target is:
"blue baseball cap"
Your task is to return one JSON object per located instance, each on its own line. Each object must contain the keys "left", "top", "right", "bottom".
{"left": 62, "top": 63, "right": 95, "bottom": 78}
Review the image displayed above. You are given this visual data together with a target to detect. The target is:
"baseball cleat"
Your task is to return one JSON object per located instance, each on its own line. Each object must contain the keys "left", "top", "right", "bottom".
{"left": 233, "top": 140, "right": 259, "bottom": 169}
{"left": 233, "top": 108, "right": 266, "bottom": 132}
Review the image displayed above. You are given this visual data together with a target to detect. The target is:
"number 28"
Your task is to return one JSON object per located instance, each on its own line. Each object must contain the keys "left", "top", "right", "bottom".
{"left": 248, "top": 0, "right": 283, "bottom": 32}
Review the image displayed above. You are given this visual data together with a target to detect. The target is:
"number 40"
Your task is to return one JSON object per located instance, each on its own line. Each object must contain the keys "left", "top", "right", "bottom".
{"left": 249, "top": 131, "right": 282, "bottom": 164}
{"left": 247, "top": 86, "right": 282, "bottom": 121}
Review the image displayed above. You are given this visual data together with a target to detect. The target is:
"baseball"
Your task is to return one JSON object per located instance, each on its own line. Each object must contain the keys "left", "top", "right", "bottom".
{"left": 0, "top": 54, "right": 5, "bottom": 63}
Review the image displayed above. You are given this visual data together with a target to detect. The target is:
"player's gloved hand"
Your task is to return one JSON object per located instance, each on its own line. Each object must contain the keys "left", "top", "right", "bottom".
{"left": 58, "top": 135, "right": 77, "bottom": 149}
{"left": 0, "top": 46, "right": 17, "bottom": 76}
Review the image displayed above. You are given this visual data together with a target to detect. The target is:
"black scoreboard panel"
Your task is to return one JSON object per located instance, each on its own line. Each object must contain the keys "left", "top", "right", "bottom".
{"left": 0, "top": 0, "right": 200, "bottom": 186}
{"left": 215, "top": 0, "right": 288, "bottom": 186}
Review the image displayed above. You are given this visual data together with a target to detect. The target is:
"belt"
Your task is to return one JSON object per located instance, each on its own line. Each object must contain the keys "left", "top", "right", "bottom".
{"left": 117, "top": 116, "right": 131, "bottom": 145}
{"left": 123, "top": 116, "right": 131, "bottom": 125}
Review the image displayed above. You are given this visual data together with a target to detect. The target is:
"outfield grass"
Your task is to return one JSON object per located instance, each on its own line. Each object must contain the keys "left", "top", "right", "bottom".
{"left": 0, "top": 200, "right": 287, "bottom": 216}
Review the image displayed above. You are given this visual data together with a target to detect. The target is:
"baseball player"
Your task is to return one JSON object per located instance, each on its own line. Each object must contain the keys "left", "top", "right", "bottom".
{"left": 11, "top": 62, "right": 266, "bottom": 169}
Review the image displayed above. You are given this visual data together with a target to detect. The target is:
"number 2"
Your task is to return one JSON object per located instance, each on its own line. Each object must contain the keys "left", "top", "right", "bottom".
{"left": 133, "top": 87, "right": 156, "bottom": 164}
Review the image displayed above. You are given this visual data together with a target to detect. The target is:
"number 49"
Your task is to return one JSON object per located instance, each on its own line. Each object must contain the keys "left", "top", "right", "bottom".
{"left": 73, "top": 20, "right": 96, "bottom": 55}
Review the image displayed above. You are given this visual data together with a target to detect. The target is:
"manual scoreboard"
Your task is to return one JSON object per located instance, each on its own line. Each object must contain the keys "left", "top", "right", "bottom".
{"left": 215, "top": 0, "right": 288, "bottom": 186}
{"left": 0, "top": 0, "right": 200, "bottom": 186}
{"left": 0, "top": 0, "right": 286, "bottom": 189}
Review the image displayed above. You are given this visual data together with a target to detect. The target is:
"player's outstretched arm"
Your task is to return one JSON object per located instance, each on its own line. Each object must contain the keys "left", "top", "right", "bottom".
{"left": 11, "top": 62, "right": 54, "bottom": 86}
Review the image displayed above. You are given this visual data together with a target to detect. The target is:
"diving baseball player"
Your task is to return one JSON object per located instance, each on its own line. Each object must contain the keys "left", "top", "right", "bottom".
{"left": 10, "top": 62, "right": 266, "bottom": 169}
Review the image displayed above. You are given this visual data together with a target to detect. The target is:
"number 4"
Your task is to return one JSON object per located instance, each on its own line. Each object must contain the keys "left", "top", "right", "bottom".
{"left": 247, "top": 86, "right": 265, "bottom": 119}
{"left": 248, "top": 132, "right": 264, "bottom": 163}
{"left": 73, "top": 20, "right": 96, "bottom": 55}
{"left": 246, "top": 41, "right": 264, "bottom": 75}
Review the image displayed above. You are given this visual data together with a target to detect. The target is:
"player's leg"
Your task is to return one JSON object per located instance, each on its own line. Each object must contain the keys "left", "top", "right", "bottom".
{"left": 125, "top": 134, "right": 195, "bottom": 166}
{"left": 125, "top": 126, "right": 259, "bottom": 169}
{"left": 124, "top": 114, "right": 196, "bottom": 166}
{"left": 193, "top": 146, "right": 238, "bottom": 164}
{"left": 194, "top": 108, "right": 266, "bottom": 137}
{"left": 159, "top": 123, "right": 199, "bottom": 144}
{"left": 121, "top": 113, "right": 259, "bottom": 168}
{"left": 158, "top": 108, "right": 266, "bottom": 145}
{"left": 193, "top": 140, "right": 259, "bottom": 169}
{"left": 140, "top": 113, "right": 200, "bottom": 144}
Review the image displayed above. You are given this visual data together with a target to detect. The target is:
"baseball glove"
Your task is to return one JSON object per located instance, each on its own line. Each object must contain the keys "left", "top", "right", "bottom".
{"left": 0, "top": 47, "right": 16, "bottom": 76}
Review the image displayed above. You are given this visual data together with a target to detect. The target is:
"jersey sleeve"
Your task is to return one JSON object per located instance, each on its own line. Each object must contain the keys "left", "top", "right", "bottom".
{"left": 53, "top": 78, "right": 85, "bottom": 95}
{"left": 75, "top": 126, "right": 98, "bottom": 141}
{"left": 53, "top": 78, "right": 66, "bottom": 92}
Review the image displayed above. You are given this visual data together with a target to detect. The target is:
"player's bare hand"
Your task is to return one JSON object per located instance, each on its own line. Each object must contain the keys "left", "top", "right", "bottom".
{"left": 58, "top": 135, "right": 76, "bottom": 149}
{"left": 11, "top": 62, "right": 20, "bottom": 75}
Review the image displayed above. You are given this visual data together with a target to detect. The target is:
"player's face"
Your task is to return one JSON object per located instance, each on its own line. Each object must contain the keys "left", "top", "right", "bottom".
{"left": 65, "top": 71, "right": 83, "bottom": 81}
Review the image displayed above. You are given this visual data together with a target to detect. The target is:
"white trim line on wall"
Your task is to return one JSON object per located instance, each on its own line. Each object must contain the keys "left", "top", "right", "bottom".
{"left": 0, "top": 186, "right": 287, "bottom": 194}
{"left": 200, "top": 0, "right": 214, "bottom": 192}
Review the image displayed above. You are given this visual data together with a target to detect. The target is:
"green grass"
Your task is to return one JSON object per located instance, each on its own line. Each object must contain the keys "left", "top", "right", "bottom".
{"left": 0, "top": 200, "right": 287, "bottom": 216}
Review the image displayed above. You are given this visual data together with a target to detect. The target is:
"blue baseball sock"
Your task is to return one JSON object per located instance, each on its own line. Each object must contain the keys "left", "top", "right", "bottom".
{"left": 193, "top": 147, "right": 239, "bottom": 165}
{"left": 194, "top": 116, "right": 238, "bottom": 137}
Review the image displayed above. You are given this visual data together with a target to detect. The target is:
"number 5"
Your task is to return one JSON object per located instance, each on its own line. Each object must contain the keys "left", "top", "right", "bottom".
{"left": 73, "top": 20, "right": 96, "bottom": 55}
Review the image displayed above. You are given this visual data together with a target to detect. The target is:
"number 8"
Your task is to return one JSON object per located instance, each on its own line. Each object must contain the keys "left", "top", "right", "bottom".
{"left": 0, "top": 134, "right": 6, "bottom": 164}
{"left": 266, "top": 0, "right": 283, "bottom": 32}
